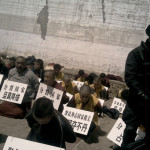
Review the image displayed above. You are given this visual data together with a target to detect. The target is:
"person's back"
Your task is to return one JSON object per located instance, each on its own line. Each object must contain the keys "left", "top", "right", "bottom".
{"left": 26, "top": 97, "right": 76, "bottom": 149}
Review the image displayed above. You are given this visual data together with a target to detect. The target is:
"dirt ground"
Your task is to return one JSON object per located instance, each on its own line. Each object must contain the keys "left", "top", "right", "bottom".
{"left": 0, "top": 64, "right": 126, "bottom": 150}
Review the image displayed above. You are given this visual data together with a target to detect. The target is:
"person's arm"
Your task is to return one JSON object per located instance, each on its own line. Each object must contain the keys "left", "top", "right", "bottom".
{"left": 125, "top": 50, "right": 143, "bottom": 93}
{"left": 61, "top": 114, "right": 76, "bottom": 143}
{"left": 74, "top": 86, "right": 79, "bottom": 94}
{"left": 66, "top": 96, "right": 76, "bottom": 108}
{"left": 25, "top": 111, "right": 37, "bottom": 128}
{"left": 94, "top": 101, "right": 103, "bottom": 113}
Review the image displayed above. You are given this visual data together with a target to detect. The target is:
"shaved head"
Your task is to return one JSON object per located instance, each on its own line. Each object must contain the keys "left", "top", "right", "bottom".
{"left": 63, "top": 75, "right": 70, "bottom": 82}
{"left": 80, "top": 85, "right": 91, "bottom": 94}
{"left": 44, "top": 70, "right": 55, "bottom": 86}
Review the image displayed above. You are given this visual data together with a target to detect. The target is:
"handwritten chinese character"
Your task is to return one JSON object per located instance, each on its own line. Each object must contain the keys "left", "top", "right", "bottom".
{"left": 14, "top": 86, "right": 19, "bottom": 92}
{"left": 15, "top": 94, "right": 20, "bottom": 101}
{"left": 56, "top": 94, "right": 61, "bottom": 100}
{"left": 9, "top": 85, "right": 14, "bottom": 91}
{"left": 116, "top": 123, "right": 122, "bottom": 130}
{"left": 4, "top": 84, "right": 8, "bottom": 90}
{"left": 116, "top": 133, "right": 123, "bottom": 142}
{"left": 81, "top": 123, "right": 88, "bottom": 132}
{"left": 2, "top": 92, "right": 8, "bottom": 99}
{"left": 21, "top": 87, "right": 25, "bottom": 93}
{"left": 40, "top": 87, "right": 44, "bottom": 93}
{"left": 76, "top": 122, "right": 83, "bottom": 130}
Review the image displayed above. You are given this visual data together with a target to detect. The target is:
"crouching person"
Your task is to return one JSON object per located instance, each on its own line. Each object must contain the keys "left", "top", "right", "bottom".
{"left": 26, "top": 97, "right": 76, "bottom": 149}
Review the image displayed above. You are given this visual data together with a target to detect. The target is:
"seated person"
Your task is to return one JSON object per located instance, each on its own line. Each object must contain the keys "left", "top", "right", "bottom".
{"left": 62, "top": 75, "right": 79, "bottom": 95}
{"left": 33, "top": 59, "right": 44, "bottom": 82}
{"left": 0, "top": 56, "right": 39, "bottom": 118}
{"left": 7, "top": 57, "right": 16, "bottom": 71}
{"left": 99, "top": 73, "right": 110, "bottom": 88}
{"left": 26, "top": 97, "right": 76, "bottom": 149}
{"left": 84, "top": 73, "right": 97, "bottom": 85}
{"left": 67, "top": 85, "right": 103, "bottom": 126}
{"left": 116, "top": 89, "right": 129, "bottom": 101}
{"left": 53, "top": 64, "right": 64, "bottom": 81}
{"left": 74, "top": 70, "right": 88, "bottom": 82}
{"left": 90, "top": 77, "right": 108, "bottom": 100}
{"left": 26, "top": 55, "right": 36, "bottom": 70}
{"left": 44, "top": 70, "right": 69, "bottom": 112}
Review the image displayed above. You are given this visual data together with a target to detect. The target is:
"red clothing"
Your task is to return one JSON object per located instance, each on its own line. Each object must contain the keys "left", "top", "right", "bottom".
{"left": 101, "top": 77, "right": 110, "bottom": 88}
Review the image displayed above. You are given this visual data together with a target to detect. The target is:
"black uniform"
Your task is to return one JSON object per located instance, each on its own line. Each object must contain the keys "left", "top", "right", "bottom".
{"left": 121, "top": 39, "right": 150, "bottom": 149}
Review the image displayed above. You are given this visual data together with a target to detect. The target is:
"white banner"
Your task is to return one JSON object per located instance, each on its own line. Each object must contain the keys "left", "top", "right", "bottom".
{"left": 0, "top": 74, "right": 3, "bottom": 85}
{"left": 110, "top": 97, "right": 126, "bottom": 113}
{"left": 73, "top": 81, "right": 84, "bottom": 90}
{"left": 36, "top": 83, "right": 63, "bottom": 110}
{"left": 62, "top": 106, "right": 94, "bottom": 135}
{"left": 107, "top": 118, "right": 126, "bottom": 146}
{"left": 98, "top": 98, "right": 105, "bottom": 106}
{"left": 3, "top": 136, "right": 64, "bottom": 150}
{"left": 0, "top": 80, "right": 27, "bottom": 104}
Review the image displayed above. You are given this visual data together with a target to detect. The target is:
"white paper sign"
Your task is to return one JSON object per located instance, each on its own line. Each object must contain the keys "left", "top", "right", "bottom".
{"left": 63, "top": 93, "right": 73, "bottom": 106}
{"left": 3, "top": 136, "right": 64, "bottom": 150}
{"left": 98, "top": 98, "right": 105, "bottom": 106}
{"left": 57, "top": 81, "right": 62, "bottom": 84}
{"left": 104, "top": 86, "right": 108, "bottom": 91}
{"left": 110, "top": 97, "right": 127, "bottom": 113}
{"left": 0, "top": 80, "right": 27, "bottom": 104}
{"left": 0, "top": 74, "right": 3, "bottom": 85}
{"left": 62, "top": 106, "right": 94, "bottom": 135}
{"left": 36, "top": 83, "right": 63, "bottom": 110}
{"left": 66, "top": 93, "right": 73, "bottom": 101}
{"left": 73, "top": 81, "right": 84, "bottom": 90}
{"left": 107, "top": 118, "right": 126, "bottom": 146}
{"left": 135, "top": 128, "right": 146, "bottom": 141}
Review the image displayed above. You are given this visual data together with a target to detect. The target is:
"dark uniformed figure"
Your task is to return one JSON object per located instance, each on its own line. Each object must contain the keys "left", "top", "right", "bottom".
{"left": 121, "top": 25, "right": 150, "bottom": 150}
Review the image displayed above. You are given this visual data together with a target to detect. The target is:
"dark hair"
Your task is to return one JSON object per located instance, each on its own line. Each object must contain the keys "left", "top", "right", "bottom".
{"left": 35, "top": 59, "right": 44, "bottom": 69}
{"left": 54, "top": 64, "right": 61, "bottom": 69}
{"left": 121, "top": 89, "right": 129, "bottom": 100}
{"left": 100, "top": 73, "right": 106, "bottom": 78}
{"left": 78, "top": 70, "right": 84, "bottom": 76}
{"left": 26, "top": 56, "right": 36, "bottom": 65}
{"left": 32, "top": 97, "right": 54, "bottom": 118}
{"left": 87, "top": 73, "right": 97, "bottom": 84}
{"left": 145, "top": 25, "right": 150, "bottom": 37}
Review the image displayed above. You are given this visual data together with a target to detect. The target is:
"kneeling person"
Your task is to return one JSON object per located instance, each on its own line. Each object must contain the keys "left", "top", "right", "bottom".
{"left": 26, "top": 97, "right": 76, "bottom": 149}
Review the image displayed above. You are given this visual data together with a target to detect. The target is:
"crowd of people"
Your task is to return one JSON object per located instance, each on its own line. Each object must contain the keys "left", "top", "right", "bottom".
{"left": 0, "top": 25, "right": 150, "bottom": 150}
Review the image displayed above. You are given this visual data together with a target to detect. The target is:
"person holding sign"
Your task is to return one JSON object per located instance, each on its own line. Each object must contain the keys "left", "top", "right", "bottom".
{"left": 121, "top": 25, "right": 150, "bottom": 150}
{"left": 44, "top": 70, "right": 69, "bottom": 112}
{"left": 90, "top": 76, "right": 108, "bottom": 100}
{"left": 67, "top": 85, "right": 103, "bottom": 126}
{"left": 99, "top": 73, "right": 110, "bottom": 88}
{"left": 74, "top": 70, "right": 88, "bottom": 82}
{"left": 26, "top": 97, "right": 76, "bottom": 149}
{"left": 62, "top": 75, "right": 79, "bottom": 95}
{"left": 53, "top": 64, "right": 64, "bottom": 81}
{"left": 84, "top": 73, "right": 97, "bottom": 86}
{"left": 0, "top": 56, "right": 39, "bottom": 118}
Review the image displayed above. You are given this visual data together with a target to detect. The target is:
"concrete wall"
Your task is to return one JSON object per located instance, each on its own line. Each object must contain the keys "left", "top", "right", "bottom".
{"left": 0, "top": 0, "right": 150, "bottom": 76}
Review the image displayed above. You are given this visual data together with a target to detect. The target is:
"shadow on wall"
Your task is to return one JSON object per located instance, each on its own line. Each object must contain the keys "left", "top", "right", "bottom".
{"left": 37, "top": 0, "right": 49, "bottom": 40}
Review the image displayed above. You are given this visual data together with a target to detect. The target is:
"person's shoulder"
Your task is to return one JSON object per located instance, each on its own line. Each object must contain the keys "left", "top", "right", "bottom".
{"left": 9, "top": 67, "right": 16, "bottom": 74}
{"left": 91, "top": 94, "right": 99, "bottom": 104}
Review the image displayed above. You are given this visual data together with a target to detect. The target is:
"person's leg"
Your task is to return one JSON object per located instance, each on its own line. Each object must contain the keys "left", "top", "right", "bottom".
{"left": 121, "top": 125, "right": 138, "bottom": 149}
